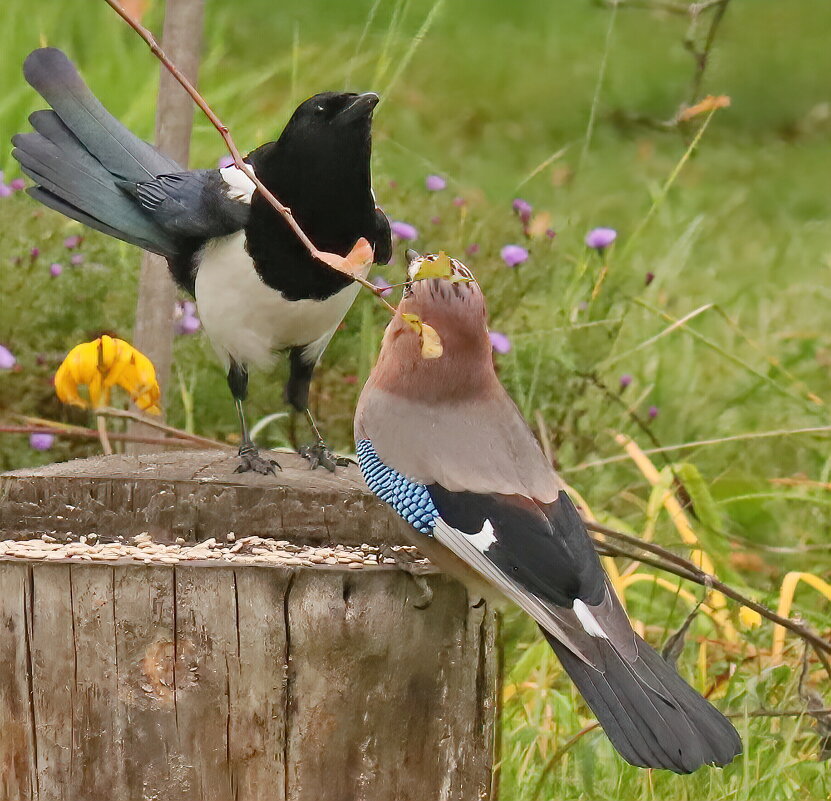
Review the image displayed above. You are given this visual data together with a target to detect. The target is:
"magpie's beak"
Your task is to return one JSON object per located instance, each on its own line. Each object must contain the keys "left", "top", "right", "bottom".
{"left": 337, "top": 92, "right": 379, "bottom": 125}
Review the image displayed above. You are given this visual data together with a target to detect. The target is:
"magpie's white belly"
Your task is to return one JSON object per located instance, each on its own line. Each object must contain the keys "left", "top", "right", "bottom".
{"left": 194, "top": 231, "right": 361, "bottom": 369}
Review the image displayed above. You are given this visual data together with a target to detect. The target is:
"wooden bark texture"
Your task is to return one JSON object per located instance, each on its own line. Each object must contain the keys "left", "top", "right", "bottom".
{"left": 0, "top": 451, "right": 401, "bottom": 546}
{"left": 0, "top": 452, "right": 498, "bottom": 800}
{"left": 0, "top": 562, "right": 496, "bottom": 801}
{"left": 130, "top": 0, "right": 205, "bottom": 444}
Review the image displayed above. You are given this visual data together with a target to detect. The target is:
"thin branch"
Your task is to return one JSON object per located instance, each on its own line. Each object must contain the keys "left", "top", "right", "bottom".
{"left": 95, "top": 407, "right": 234, "bottom": 451}
{"left": 103, "top": 0, "right": 393, "bottom": 310}
{"left": 0, "top": 424, "right": 197, "bottom": 448}
{"left": 585, "top": 519, "right": 831, "bottom": 660}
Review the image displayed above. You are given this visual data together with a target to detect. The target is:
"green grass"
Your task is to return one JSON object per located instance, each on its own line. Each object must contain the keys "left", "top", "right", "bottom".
{"left": 2, "top": 1, "right": 831, "bottom": 798}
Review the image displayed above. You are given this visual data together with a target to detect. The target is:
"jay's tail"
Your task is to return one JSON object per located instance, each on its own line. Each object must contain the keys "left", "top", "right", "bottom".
{"left": 543, "top": 629, "right": 742, "bottom": 773}
{"left": 11, "top": 48, "right": 179, "bottom": 257}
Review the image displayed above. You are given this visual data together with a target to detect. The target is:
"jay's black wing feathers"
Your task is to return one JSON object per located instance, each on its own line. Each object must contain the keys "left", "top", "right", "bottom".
{"left": 427, "top": 486, "right": 605, "bottom": 608}
{"left": 426, "top": 487, "right": 741, "bottom": 772}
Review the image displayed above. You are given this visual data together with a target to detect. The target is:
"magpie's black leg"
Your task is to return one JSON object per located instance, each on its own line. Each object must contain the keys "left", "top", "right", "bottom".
{"left": 228, "top": 361, "right": 280, "bottom": 475}
{"left": 285, "top": 346, "right": 349, "bottom": 472}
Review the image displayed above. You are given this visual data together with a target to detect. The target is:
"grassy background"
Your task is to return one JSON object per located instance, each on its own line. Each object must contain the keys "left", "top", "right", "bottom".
{"left": 1, "top": 0, "right": 831, "bottom": 798}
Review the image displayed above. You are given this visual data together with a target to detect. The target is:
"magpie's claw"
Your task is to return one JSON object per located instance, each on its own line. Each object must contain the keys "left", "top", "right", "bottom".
{"left": 299, "top": 441, "right": 352, "bottom": 472}
{"left": 235, "top": 445, "right": 281, "bottom": 475}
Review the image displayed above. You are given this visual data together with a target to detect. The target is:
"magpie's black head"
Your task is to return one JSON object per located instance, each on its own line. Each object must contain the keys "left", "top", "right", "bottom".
{"left": 273, "top": 92, "right": 379, "bottom": 161}
{"left": 247, "top": 91, "right": 379, "bottom": 207}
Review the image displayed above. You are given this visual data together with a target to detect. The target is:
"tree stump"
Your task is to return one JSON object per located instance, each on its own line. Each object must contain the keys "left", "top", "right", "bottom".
{"left": 0, "top": 451, "right": 498, "bottom": 801}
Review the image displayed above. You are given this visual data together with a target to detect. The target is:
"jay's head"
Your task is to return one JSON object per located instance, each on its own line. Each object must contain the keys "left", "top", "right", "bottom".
{"left": 401, "top": 250, "right": 487, "bottom": 338}
{"left": 371, "top": 250, "right": 493, "bottom": 399}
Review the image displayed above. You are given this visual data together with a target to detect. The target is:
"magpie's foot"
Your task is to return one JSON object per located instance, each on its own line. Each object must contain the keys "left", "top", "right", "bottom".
{"left": 298, "top": 441, "right": 352, "bottom": 472}
{"left": 234, "top": 445, "right": 281, "bottom": 475}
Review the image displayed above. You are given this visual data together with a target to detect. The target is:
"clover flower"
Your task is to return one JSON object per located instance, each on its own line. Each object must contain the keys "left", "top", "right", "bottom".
{"left": 425, "top": 174, "right": 446, "bottom": 191}
{"left": 501, "top": 244, "right": 528, "bottom": 267}
{"left": 372, "top": 276, "right": 393, "bottom": 297}
{"left": 50, "top": 263, "right": 63, "bottom": 277}
{"left": 391, "top": 221, "right": 418, "bottom": 241}
{"left": 489, "top": 331, "right": 512, "bottom": 354}
{"left": 620, "top": 374, "right": 632, "bottom": 389}
{"left": 585, "top": 227, "right": 617, "bottom": 251}
{"left": 0, "top": 345, "right": 16, "bottom": 369}
{"left": 29, "top": 432, "right": 54, "bottom": 451}
{"left": 512, "top": 198, "right": 532, "bottom": 224}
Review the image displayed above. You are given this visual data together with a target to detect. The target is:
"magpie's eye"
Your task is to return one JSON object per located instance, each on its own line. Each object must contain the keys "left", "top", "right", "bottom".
{"left": 315, "top": 105, "right": 325, "bottom": 114}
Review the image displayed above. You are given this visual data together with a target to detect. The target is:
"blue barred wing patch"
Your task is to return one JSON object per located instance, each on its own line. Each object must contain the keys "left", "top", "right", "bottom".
{"left": 356, "top": 439, "right": 437, "bottom": 534}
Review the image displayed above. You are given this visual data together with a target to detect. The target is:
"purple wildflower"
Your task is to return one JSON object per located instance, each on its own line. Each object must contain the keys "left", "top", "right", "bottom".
{"left": 501, "top": 244, "right": 529, "bottom": 267}
{"left": 645, "top": 271, "right": 655, "bottom": 286}
{"left": 372, "top": 276, "right": 393, "bottom": 297}
{"left": 425, "top": 174, "right": 446, "bottom": 191}
{"left": 70, "top": 254, "right": 84, "bottom": 266}
{"left": 585, "top": 227, "right": 617, "bottom": 251}
{"left": 452, "top": 196, "right": 466, "bottom": 207}
{"left": 465, "top": 243, "right": 480, "bottom": 257}
{"left": 30, "top": 247, "right": 40, "bottom": 259}
{"left": 619, "top": 374, "right": 632, "bottom": 389}
{"left": 546, "top": 228, "right": 557, "bottom": 239}
{"left": 49, "top": 263, "right": 63, "bottom": 277}
{"left": 63, "top": 235, "right": 81, "bottom": 249}
{"left": 0, "top": 345, "right": 16, "bottom": 369}
{"left": 0, "top": 184, "right": 12, "bottom": 198}
{"left": 181, "top": 301, "right": 197, "bottom": 318}
{"left": 30, "top": 432, "right": 55, "bottom": 451}
{"left": 177, "top": 314, "right": 201, "bottom": 335}
{"left": 217, "top": 154, "right": 235, "bottom": 169}
{"left": 512, "top": 198, "right": 533, "bottom": 224}
{"left": 648, "top": 405, "right": 659, "bottom": 420}
{"left": 430, "top": 215, "right": 442, "bottom": 225}
{"left": 10, "top": 178, "right": 25, "bottom": 191}
{"left": 489, "top": 331, "right": 512, "bottom": 354}
{"left": 390, "top": 221, "right": 418, "bottom": 241}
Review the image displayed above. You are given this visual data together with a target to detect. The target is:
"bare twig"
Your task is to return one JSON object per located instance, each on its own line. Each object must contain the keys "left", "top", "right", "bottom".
{"left": 95, "top": 414, "right": 113, "bottom": 455}
{"left": 103, "top": 0, "right": 393, "bottom": 311}
{"left": 95, "top": 407, "right": 234, "bottom": 451}
{"left": 1, "top": 425, "right": 197, "bottom": 448}
{"left": 585, "top": 519, "right": 831, "bottom": 661}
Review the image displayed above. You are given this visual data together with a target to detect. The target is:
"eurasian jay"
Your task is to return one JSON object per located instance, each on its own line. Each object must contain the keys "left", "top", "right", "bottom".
{"left": 354, "top": 250, "right": 742, "bottom": 773}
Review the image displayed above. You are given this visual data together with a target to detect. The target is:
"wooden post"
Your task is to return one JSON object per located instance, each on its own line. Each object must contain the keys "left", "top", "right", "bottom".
{"left": 0, "top": 452, "right": 498, "bottom": 801}
{"left": 129, "top": 0, "right": 205, "bottom": 450}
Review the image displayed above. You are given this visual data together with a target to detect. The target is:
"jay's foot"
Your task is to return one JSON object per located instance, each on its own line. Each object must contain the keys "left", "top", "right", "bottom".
{"left": 234, "top": 443, "right": 281, "bottom": 475}
{"left": 298, "top": 440, "right": 352, "bottom": 472}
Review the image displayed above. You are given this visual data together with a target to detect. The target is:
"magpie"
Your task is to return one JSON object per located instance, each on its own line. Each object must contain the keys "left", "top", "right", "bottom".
{"left": 12, "top": 47, "right": 392, "bottom": 474}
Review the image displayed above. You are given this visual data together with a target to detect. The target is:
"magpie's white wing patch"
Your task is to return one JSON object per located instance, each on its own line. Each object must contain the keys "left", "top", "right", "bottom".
{"left": 219, "top": 164, "right": 256, "bottom": 204}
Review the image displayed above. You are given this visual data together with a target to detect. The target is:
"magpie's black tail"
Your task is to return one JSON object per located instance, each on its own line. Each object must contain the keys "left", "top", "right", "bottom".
{"left": 543, "top": 628, "right": 741, "bottom": 773}
{"left": 11, "top": 48, "right": 179, "bottom": 257}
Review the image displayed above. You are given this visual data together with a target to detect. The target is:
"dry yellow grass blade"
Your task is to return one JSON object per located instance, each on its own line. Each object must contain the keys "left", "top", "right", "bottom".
{"left": 613, "top": 432, "right": 737, "bottom": 641}
{"left": 772, "top": 571, "right": 831, "bottom": 662}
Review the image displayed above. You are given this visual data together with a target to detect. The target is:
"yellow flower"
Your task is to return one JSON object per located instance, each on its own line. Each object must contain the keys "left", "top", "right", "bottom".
{"left": 738, "top": 606, "right": 762, "bottom": 629}
{"left": 54, "top": 335, "right": 161, "bottom": 414}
